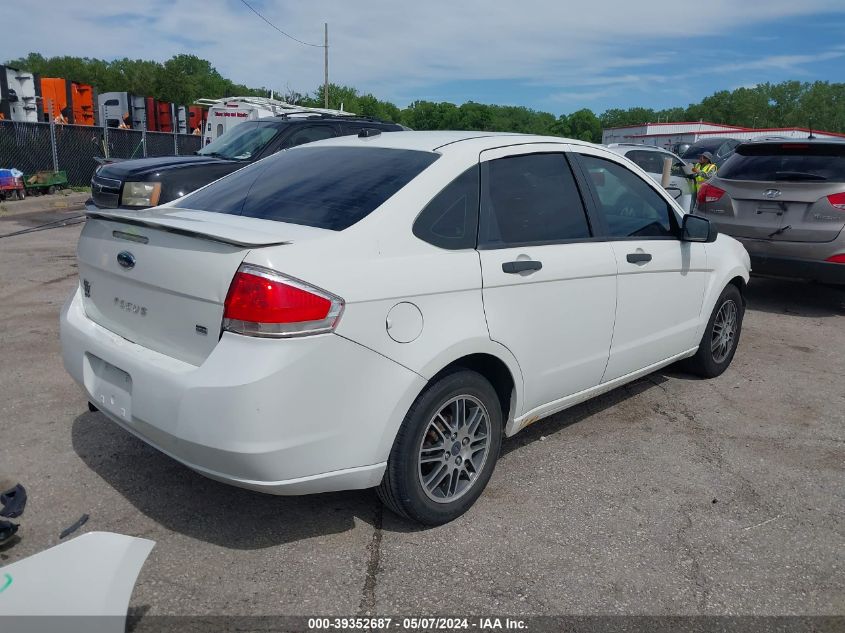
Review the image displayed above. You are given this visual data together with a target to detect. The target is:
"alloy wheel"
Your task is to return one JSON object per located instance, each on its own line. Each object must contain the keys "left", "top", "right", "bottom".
{"left": 417, "top": 395, "right": 491, "bottom": 503}
{"left": 711, "top": 299, "right": 738, "bottom": 363}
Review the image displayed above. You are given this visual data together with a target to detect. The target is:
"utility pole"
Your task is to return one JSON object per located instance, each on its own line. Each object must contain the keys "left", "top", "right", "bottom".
{"left": 324, "top": 23, "right": 329, "bottom": 109}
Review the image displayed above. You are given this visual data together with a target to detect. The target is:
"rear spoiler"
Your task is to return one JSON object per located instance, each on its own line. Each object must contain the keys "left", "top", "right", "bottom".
{"left": 84, "top": 208, "right": 292, "bottom": 247}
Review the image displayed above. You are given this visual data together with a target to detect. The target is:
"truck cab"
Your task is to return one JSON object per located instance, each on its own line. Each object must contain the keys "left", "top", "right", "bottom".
{"left": 89, "top": 115, "right": 404, "bottom": 210}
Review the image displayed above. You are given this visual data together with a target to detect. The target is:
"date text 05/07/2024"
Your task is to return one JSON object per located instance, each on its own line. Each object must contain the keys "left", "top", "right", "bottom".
{"left": 306, "top": 617, "right": 528, "bottom": 630}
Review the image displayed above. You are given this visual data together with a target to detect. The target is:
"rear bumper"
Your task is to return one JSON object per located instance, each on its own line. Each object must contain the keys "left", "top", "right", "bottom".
{"left": 750, "top": 254, "right": 845, "bottom": 284}
{"left": 60, "top": 288, "right": 426, "bottom": 495}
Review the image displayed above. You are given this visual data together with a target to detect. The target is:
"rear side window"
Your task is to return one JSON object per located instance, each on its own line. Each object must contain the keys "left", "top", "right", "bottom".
{"left": 280, "top": 125, "right": 337, "bottom": 149}
{"left": 177, "top": 146, "right": 439, "bottom": 231}
{"left": 479, "top": 153, "right": 591, "bottom": 247}
{"left": 413, "top": 166, "right": 479, "bottom": 249}
{"left": 341, "top": 123, "right": 398, "bottom": 135}
{"left": 578, "top": 154, "right": 676, "bottom": 239}
{"left": 719, "top": 143, "right": 845, "bottom": 181}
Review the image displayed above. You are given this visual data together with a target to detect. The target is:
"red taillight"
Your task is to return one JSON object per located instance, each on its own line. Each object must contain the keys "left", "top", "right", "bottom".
{"left": 697, "top": 183, "right": 725, "bottom": 205}
{"left": 223, "top": 265, "right": 344, "bottom": 337}
{"left": 826, "top": 192, "right": 845, "bottom": 211}
{"left": 826, "top": 254, "right": 845, "bottom": 264}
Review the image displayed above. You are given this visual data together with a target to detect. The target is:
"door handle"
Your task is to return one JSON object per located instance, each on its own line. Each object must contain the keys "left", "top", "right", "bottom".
{"left": 502, "top": 260, "right": 542, "bottom": 274}
{"left": 626, "top": 252, "right": 652, "bottom": 264}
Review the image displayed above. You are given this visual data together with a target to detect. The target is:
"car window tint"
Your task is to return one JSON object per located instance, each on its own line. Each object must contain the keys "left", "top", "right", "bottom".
{"left": 719, "top": 143, "right": 845, "bottom": 181}
{"left": 341, "top": 123, "right": 400, "bottom": 135}
{"left": 198, "top": 122, "right": 281, "bottom": 160}
{"left": 626, "top": 150, "right": 670, "bottom": 174}
{"left": 579, "top": 154, "right": 676, "bottom": 238}
{"left": 177, "top": 146, "right": 439, "bottom": 231}
{"left": 479, "top": 153, "right": 591, "bottom": 247}
{"left": 281, "top": 125, "right": 337, "bottom": 149}
{"left": 681, "top": 139, "right": 731, "bottom": 160}
{"left": 413, "top": 166, "right": 479, "bottom": 249}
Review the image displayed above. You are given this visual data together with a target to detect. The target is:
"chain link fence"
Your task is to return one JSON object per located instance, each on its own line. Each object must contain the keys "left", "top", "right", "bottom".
{"left": 0, "top": 121, "right": 202, "bottom": 186}
{"left": 0, "top": 121, "right": 55, "bottom": 176}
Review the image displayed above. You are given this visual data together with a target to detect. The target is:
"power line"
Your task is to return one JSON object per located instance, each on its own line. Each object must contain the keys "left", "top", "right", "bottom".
{"left": 238, "top": 0, "right": 324, "bottom": 47}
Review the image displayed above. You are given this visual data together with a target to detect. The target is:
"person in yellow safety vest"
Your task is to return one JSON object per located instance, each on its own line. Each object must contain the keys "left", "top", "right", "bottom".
{"left": 192, "top": 126, "right": 202, "bottom": 136}
{"left": 692, "top": 151, "right": 717, "bottom": 192}
{"left": 118, "top": 113, "right": 131, "bottom": 129}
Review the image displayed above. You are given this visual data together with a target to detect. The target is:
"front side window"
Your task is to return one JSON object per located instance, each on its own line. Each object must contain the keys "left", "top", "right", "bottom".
{"left": 479, "top": 153, "right": 591, "bottom": 247}
{"left": 578, "top": 154, "right": 677, "bottom": 239}
{"left": 177, "top": 146, "right": 439, "bottom": 231}
{"left": 413, "top": 166, "right": 479, "bottom": 250}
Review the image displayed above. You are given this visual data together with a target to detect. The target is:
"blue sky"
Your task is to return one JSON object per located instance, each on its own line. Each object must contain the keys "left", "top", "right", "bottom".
{"left": 3, "top": 1, "right": 844, "bottom": 116}
{"left": 413, "top": 12, "right": 845, "bottom": 113}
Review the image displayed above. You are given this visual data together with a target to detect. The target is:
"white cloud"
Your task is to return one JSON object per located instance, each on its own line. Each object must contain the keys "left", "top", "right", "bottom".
{"left": 1, "top": 0, "right": 843, "bottom": 107}
{"left": 714, "top": 51, "right": 845, "bottom": 73}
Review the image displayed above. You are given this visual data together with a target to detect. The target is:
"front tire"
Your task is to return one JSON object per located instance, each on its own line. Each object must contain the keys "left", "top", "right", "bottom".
{"left": 377, "top": 369, "right": 503, "bottom": 525}
{"left": 681, "top": 284, "right": 744, "bottom": 378}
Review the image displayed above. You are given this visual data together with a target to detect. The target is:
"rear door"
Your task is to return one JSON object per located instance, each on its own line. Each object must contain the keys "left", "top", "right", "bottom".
{"left": 477, "top": 144, "right": 617, "bottom": 413}
{"left": 573, "top": 147, "right": 708, "bottom": 381}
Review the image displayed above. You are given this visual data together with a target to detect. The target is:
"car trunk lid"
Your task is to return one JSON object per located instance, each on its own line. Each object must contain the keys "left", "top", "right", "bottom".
{"left": 708, "top": 142, "right": 845, "bottom": 242}
{"left": 78, "top": 208, "right": 328, "bottom": 366}
{"left": 710, "top": 180, "right": 845, "bottom": 242}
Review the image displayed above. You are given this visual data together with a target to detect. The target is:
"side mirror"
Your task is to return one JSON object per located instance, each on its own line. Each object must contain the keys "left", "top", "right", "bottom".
{"left": 681, "top": 163, "right": 695, "bottom": 178}
{"left": 682, "top": 214, "right": 717, "bottom": 243}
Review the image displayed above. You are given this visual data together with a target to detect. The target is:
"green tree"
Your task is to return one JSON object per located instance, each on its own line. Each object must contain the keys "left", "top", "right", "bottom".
{"left": 568, "top": 108, "right": 602, "bottom": 142}
{"left": 6, "top": 52, "right": 845, "bottom": 134}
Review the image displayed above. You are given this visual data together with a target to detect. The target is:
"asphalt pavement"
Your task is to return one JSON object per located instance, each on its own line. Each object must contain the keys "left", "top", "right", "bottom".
{"left": 0, "top": 203, "right": 842, "bottom": 621}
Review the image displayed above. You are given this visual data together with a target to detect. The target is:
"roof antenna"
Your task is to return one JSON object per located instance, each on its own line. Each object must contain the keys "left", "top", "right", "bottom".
{"left": 808, "top": 119, "right": 816, "bottom": 140}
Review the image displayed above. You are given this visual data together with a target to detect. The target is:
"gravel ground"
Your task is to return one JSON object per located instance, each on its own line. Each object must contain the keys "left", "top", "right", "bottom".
{"left": 0, "top": 204, "right": 842, "bottom": 622}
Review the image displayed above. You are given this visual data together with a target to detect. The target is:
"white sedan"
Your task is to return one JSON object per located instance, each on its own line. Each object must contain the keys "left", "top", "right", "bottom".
{"left": 61, "top": 131, "right": 750, "bottom": 525}
{"left": 606, "top": 143, "right": 696, "bottom": 212}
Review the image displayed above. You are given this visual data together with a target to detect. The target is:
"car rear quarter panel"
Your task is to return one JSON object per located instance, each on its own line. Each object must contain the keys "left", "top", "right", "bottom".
{"left": 240, "top": 151, "right": 527, "bottom": 436}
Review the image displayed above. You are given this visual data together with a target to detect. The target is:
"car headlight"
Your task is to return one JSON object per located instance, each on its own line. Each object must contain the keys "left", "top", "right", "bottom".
{"left": 121, "top": 182, "right": 162, "bottom": 207}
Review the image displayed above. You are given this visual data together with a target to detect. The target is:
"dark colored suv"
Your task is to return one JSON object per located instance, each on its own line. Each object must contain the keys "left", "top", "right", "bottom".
{"left": 680, "top": 137, "right": 741, "bottom": 166}
{"left": 694, "top": 139, "right": 845, "bottom": 284}
{"left": 89, "top": 115, "right": 405, "bottom": 209}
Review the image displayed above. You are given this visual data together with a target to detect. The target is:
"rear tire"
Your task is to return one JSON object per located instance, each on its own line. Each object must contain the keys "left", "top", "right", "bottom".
{"left": 47, "top": 185, "right": 57, "bottom": 195}
{"left": 681, "top": 284, "right": 744, "bottom": 378}
{"left": 377, "top": 369, "right": 503, "bottom": 525}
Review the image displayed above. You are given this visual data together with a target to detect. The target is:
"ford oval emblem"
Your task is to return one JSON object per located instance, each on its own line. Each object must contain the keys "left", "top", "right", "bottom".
{"left": 117, "top": 251, "right": 136, "bottom": 270}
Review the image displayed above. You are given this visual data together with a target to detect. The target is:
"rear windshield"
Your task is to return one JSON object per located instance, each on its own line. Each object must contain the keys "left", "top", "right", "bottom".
{"left": 178, "top": 146, "right": 439, "bottom": 230}
{"left": 680, "top": 139, "right": 730, "bottom": 159}
{"left": 718, "top": 143, "right": 845, "bottom": 182}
